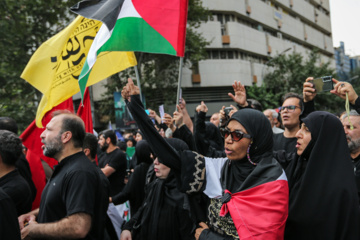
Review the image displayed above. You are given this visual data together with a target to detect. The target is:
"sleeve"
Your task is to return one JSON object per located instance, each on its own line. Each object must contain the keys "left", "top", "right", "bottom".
{"left": 111, "top": 165, "right": 143, "bottom": 205}
{"left": 194, "top": 111, "right": 226, "bottom": 158}
{"left": 176, "top": 151, "right": 206, "bottom": 194}
{"left": 203, "top": 157, "right": 227, "bottom": 198}
{"left": 173, "top": 124, "right": 197, "bottom": 151}
{"left": 63, "top": 171, "right": 98, "bottom": 217}
{"left": 108, "top": 151, "right": 127, "bottom": 171}
{"left": 351, "top": 97, "right": 360, "bottom": 114}
{"left": 126, "top": 95, "right": 181, "bottom": 171}
{"left": 273, "top": 150, "right": 296, "bottom": 170}
{"left": 199, "top": 229, "right": 233, "bottom": 240}
{"left": 193, "top": 111, "right": 208, "bottom": 155}
{"left": 301, "top": 100, "right": 315, "bottom": 118}
{"left": 237, "top": 100, "right": 252, "bottom": 110}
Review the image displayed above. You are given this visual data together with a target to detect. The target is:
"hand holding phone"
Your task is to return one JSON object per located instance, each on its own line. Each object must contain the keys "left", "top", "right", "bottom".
{"left": 309, "top": 76, "right": 333, "bottom": 92}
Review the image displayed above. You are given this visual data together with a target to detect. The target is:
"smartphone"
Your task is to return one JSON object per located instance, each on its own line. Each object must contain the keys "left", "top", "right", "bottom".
{"left": 310, "top": 76, "right": 333, "bottom": 92}
{"left": 224, "top": 107, "right": 233, "bottom": 116}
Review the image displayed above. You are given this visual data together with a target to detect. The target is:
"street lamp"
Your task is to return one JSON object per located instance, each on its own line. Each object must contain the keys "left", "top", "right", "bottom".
{"left": 261, "top": 47, "right": 292, "bottom": 80}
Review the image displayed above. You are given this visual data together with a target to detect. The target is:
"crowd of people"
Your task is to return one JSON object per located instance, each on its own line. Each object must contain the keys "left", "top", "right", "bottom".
{"left": 1, "top": 76, "right": 360, "bottom": 239}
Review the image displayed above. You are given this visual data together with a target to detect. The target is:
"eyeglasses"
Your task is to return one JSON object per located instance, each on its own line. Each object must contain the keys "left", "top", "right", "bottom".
{"left": 220, "top": 128, "right": 251, "bottom": 142}
{"left": 279, "top": 105, "right": 300, "bottom": 113}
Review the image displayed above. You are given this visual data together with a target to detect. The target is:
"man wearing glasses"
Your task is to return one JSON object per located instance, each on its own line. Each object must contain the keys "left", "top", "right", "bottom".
{"left": 273, "top": 93, "right": 304, "bottom": 153}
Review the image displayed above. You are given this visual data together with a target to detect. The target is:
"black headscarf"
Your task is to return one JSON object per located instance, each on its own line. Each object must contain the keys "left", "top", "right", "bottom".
{"left": 205, "top": 122, "right": 224, "bottom": 151}
{"left": 285, "top": 111, "right": 360, "bottom": 239}
{"left": 134, "top": 140, "right": 153, "bottom": 165}
{"left": 221, "top": 109, "right": 274, "bottom": 193}
{"left": 138, "top": 138, "right": 194, "bottom": 240}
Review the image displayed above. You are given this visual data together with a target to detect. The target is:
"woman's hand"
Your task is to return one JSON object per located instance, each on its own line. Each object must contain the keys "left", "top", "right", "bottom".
{"left": 195, "top": 222, "right": 209, "bottom": 240}
{"left": 228, "top": 81, "right": 248, "bottom": 107}
{"left": 173, "top": 105, "right": 184, "bottom": 128}
{"left": 122, "top": 78, "right": 140, "bottom": 102}
{"left": 120, "top": 230, "right": 132, "bottom": 240}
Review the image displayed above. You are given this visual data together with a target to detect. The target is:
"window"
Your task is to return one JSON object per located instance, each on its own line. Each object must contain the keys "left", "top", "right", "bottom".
{"left": 212, "top": 51, "right": 219, "bottom": 59}
{"left": 220, "top": 51, "right": 227, "bottom": 59}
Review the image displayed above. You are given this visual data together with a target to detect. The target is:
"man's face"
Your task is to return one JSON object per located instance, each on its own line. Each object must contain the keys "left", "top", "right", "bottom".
{"left": 210, "top": 113, "right": 220, "bottom": 127}
{"left": 40, "top": 116, "right": 64, "bottom": 159}
{"left": 263, "top": 110, "right": 274, "bottom": 127}
{"left": 342, "top": 116, "right": 360, "bottom": 154}
{"left": 98, "top": 135, "right": 109, "bottom": 152}
{"left": 280, "top": 98, "right": 302, "bottom": 130}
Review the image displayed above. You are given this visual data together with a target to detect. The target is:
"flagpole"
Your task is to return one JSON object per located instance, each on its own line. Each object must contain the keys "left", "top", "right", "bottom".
{"left": 134, "top": 65, "right": 144, "bottom": 105}
{"left": 176, "top": 57, "right": 184, "bottom": 111}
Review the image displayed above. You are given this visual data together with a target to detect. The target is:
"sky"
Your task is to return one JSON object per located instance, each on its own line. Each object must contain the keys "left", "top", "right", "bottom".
{"left": 330, "top": 0, "right": 360, "bottom": 57}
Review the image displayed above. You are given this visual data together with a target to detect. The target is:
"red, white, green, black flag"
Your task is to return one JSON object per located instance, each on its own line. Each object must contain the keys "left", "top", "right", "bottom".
{"left": 71, "top": 0, "right": 188, "bottom": 57}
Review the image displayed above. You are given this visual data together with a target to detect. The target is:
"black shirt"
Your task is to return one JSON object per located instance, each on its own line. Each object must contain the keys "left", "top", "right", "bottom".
{"left": 0, "top": 169, "right": 32, "bottom": 216}
{"left": 0, "top": 187, "right": 21, "bottom": 240}
{"left": 273, "top": 133, "right": 297, "bottom": 153}
{"left": 352, "top": 154, "right": 360, "bottom": 204}
{"left": 98, "top": 149, "right": 127, "bottom": 196}
{"left": 16, "top": 154, "right": 37, "bottom": 202}
{"left": 38, "top": 152, "right": 109, "bottom": 240}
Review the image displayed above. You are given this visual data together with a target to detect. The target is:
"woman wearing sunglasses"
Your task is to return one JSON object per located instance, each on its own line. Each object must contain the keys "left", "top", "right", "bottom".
{"left": 122, "top": 78, "right": 288, "bottom": 240}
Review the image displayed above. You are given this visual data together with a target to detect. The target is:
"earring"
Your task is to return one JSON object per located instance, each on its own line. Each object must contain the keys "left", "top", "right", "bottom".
{"left": 247, "top": 140, "right": 257, "bottom": 165}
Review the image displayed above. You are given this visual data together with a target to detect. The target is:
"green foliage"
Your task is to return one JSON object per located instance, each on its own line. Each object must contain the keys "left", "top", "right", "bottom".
{"left": 248, "top": 49, "right": 344, "bottom": 113}
{"left": 350, "top": 67, "right": 360, "bottom": 95}
{"left": 0, "top": 0, "right": 79, "bottom": 132}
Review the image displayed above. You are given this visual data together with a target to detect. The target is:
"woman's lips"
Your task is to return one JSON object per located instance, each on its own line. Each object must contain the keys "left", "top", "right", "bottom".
{"left": 225, "top": 148, "right": 233, "bottom": 155}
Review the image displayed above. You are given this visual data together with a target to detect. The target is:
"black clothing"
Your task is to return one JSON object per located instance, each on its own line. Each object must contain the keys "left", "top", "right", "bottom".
{"left": 278, "top": 111, "right": 360, "bottom": 239}
{"left": 173, "top": 124, "right": 197, "bottom": 151}
{"left": 351, "top": 96, "right": 360, "bottom": 114}
{"left": 112, "top": 140, "right": 152, "bottom": 216}
{"left": 16, "top": 154, "right": 37, "bottom": 202}
{"left": 123, "top": 139, "right": 195, "bottom": 240}
{"left": 0, "top": 188, "right": 21, "bottom": 240}
{"left": 352, "top": 154, "right": 360, "bottom": 204}
{"left": 194, "top": 111, "right": 223, "bottom": 156}
{"left": 98, "top": 148, "right": 127, "bottom": 196}
{"left": 273, "top": 133, "right": 297, "bottom": 153}
{"left": 0, "top": 169, "right": 32, "bottom": 216}
{"left": 38, "top": 152, "right": 109, "bottom": 240}
{"left": 126, "top": 95, "right": 288, "bottom": 239}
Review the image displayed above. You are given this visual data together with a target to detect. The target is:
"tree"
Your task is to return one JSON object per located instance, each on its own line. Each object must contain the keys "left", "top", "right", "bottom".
{"left": 97, "top": 0, "right": 210, "bottom": 126}
{"left": 247, "top": 50, "right": 344, "bottom": 114}
{"left": 0, "top": 0, "right": 79, "bottom": 132}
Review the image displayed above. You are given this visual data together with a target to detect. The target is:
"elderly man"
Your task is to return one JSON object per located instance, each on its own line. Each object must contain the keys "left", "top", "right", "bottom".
{"left": 263, "top": 109, "right": 284, "bottom": 134}
{"left": 342, "top": 111, "right": 360, "bottom": 201}
{"left": 19, "top": 112, "right": 108, "bottom": 239}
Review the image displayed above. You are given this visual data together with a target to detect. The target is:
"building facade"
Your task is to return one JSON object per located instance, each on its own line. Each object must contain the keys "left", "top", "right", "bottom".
{"left": 334, "top": 41, "right": 351, "bottom": 81}
{"left": 181, "top": 0, "right": 335, "bottom": 114}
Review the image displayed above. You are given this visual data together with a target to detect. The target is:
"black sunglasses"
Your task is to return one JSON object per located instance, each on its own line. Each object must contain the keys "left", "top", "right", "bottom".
{"left": 220, "top": 128, "right": 251, "bottom": 142}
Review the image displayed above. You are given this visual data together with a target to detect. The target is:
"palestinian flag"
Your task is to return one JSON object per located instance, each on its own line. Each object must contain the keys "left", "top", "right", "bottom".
{"left": 71, "top": 0, "right": 188, "bottom": 57}
{"left": 219, "top": 161, "right": 289, "bottom": 240}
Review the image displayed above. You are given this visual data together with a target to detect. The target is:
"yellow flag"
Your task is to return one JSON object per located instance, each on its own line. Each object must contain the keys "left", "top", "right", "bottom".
{"left": 21, "top": 16, "right": 137, "bottom": 127}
